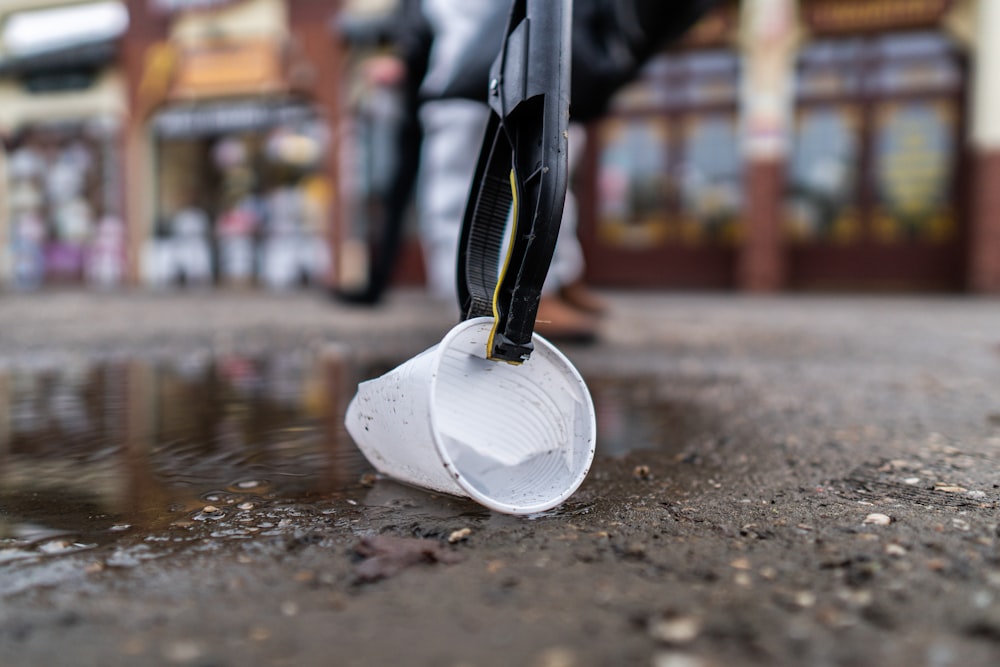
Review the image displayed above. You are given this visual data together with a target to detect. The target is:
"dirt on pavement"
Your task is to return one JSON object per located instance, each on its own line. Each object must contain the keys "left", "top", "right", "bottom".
{"left": 2, "top": 290, "right": 1000, "bottom": 667}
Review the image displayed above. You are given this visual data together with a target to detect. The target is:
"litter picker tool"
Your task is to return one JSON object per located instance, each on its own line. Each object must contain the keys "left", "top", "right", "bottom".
{"left": 456, "top": 0, "right": 572, "bottom": 364}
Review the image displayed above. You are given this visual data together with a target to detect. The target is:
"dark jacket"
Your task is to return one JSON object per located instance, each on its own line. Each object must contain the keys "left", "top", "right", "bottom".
{"left": 394, "top": 0, "right": 720, "bottom": 121}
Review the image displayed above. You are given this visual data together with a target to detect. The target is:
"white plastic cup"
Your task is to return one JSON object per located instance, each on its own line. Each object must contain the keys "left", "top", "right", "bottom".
{"left": 345, "top": 317, "right": 596, "bottom": 515}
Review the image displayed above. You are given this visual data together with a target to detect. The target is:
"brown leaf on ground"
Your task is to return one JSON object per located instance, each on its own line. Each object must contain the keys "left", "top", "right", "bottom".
{"left": 353, "top": 535, "right": 464, "bottom": 582}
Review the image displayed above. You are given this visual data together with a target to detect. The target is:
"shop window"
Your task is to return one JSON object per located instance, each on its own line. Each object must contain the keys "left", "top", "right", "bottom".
{"left": 679, "top": 52, "right": 740, "bottom": 107}
{"left": 787, "top": 31, "right": 963, "bottom": 247}
{"left": 872, "top": 31, "right": 954, "bottom": 59}
{"left": 595, "top": 49, "right": 742, "bottom": 250}
{"left": 871, "top": 100, "right": 957, "bottom": 243}
{"left": 870, "top": 59, "right": 961, "bottom": 94}
{"left": 597, "top": 118, "right": 671, "bottom": 247}
{"left": 786, "top": 106, "right": 861, "bottom": 243}
{"left": 795, "top": 39, "right": 864, "bottom": 97}
{"left": 869, "top": 32, "right": 963, "bottom": 95}
{"left": 6, "top": 119, "right": 124, "bottom": 288}
{"left": 148, "top": 100, "right": 331, "bottom": 290}
{"left": 678, "top": 112, "right": 742, "bottom": 244}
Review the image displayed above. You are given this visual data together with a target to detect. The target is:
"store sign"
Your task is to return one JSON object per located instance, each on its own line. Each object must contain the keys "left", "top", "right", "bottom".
{"left": 806, "top": 0, "right": 953, "bottom": 33}
{"left": 152, "top": 100, "right": 314, "bottom": 137}
{"left": 170, "top": 39, "right": 284, "bottom": 98}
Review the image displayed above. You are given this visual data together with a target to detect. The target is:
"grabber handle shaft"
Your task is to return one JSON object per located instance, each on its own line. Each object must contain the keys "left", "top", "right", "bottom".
{"left": 456, "top": 0, "right": 572, "bottom": 363}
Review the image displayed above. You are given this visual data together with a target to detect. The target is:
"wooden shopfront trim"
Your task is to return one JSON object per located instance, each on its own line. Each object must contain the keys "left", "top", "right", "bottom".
{"left": 805, "top": 0, "right": 955, "bottom": 35}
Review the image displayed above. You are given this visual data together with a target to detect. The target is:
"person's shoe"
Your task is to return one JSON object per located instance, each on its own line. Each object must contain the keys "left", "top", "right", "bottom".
{"left": 330, "top": 286, "right": 382, "bottom": 306}
{"left": 558, "top": 280, "right": 610, "bottom": 317}
{"left": 533, "top": 295, "right": 599, "bottom": 343}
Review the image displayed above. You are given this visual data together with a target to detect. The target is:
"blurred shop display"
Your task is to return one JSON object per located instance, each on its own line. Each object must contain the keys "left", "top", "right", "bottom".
{"left": 4, "top": 121, "right": 124, "bottom": 289}
{"left": 147, "top": 105, "right": 331, "bottom": 289}
{"left": 786, "top": 32, "right": 962, "bottom": 245}
{"left": 259, "top": 182, "right": 330, "bottom": 291}
{"left": 146, "top": 206, "right": 214, "bottom": 287}
{"left": 85, "top": 215, "right": 128, "bottom": 288}
{"left": 133, "top": 0, "right": 338, "bottom": 290}
{"left": 0, "top": 0, "right": 127, "bottom": 289}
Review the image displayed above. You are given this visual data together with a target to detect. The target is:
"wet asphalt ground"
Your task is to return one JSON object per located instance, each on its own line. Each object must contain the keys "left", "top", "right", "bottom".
{"left": 2, "top": 288, "right": 1000, "bottom": 667}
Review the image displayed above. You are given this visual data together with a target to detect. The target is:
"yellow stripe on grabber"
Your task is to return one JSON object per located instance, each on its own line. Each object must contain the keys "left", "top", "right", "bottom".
{"left": 486, "top": 168, "right": 523, "bottom": 364}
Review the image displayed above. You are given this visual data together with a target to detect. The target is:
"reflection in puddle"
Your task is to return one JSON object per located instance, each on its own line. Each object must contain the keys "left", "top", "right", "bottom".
{"left": 0, "top": 349, "right": 372, "bottom": 563}
{"left": 1, "top": 353, "right": 689, "bottom": 561}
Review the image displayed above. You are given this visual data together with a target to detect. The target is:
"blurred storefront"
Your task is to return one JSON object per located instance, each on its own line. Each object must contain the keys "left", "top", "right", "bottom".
{"left": 580, "top": 0, "right": 1000, "bottom": 292}
{"left": 0, "top": 1, "right": 129, "bottom": 288}
{"left": 3, "top": 0, "right": 999, "bottom": 293}
{"left": 784, "top": 1, "right": 968, "bottom": 290}
{"left": 122, "top": 0, "right": 341, "bottom": 289}
{"left": 0, "top": 0, "right": 343, "bottom": 291}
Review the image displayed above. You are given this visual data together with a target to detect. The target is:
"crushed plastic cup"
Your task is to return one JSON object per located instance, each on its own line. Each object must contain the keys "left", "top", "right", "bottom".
{"left": 344, "top": 317, "right": 596, "bottom": 515}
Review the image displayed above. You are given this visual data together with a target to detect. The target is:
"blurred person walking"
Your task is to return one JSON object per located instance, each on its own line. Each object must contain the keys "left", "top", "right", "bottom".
{"left": 338, "top": 0, "right": 716, "bottom": 340}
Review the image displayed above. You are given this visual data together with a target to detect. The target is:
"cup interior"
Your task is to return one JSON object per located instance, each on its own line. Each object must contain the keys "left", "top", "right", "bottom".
{"left": 428, "top": 319, "right": 596, "bottom": 514}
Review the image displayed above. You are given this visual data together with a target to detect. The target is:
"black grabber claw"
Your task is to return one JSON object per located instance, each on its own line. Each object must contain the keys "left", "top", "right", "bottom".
{"left": 456, "top": 0, "right": 572, "bottom": 364}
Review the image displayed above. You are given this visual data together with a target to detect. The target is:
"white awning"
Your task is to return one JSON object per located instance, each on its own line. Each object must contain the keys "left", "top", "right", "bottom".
{"left": 1, "top": 1, "right": 129, "bottom": 57}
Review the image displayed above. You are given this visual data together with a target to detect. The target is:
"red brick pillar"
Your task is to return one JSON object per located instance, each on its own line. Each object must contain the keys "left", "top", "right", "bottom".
{"left": 742, "top": 159, "right": 786, "bottom": 291}
{"left": 967, "top": 0, "right": 1000, "bottom": 292}
{"left": 289, "top": 0, "right": 344, "bottom": 289}
{"left": 120, "top": 1, "right": 169, "bottom": 285}
{"left": 737, "top": 0, "right": 800, "bottom": 292}
{"left": 968, "top": 153, "right": 1000, "bottom": 291}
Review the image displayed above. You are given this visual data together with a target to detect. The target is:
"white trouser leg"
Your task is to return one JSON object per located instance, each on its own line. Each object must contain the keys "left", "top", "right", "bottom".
{"left": 418, "top": 102, "right": 587, "bottom": 302}
{"left": 542, "top": 122, "right": 587, "bottom": 293}
{"left": 417, "top": 99, "right": 491, "bottom": 302}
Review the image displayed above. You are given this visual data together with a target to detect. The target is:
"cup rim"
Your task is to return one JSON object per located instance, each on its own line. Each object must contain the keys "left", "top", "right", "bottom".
{"left": 425, "top": 317, "right": 596, "bottom": 515}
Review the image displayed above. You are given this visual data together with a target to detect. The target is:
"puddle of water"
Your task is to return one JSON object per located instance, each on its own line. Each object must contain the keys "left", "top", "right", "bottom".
{"left": 0, "top": 349, "right": 376, "bottom": 561}
{"left": 0, "top": 352, "right": 706, "bottom": 559}
{"left": 590, "top": 376, "right": 720, "bottom": 459}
